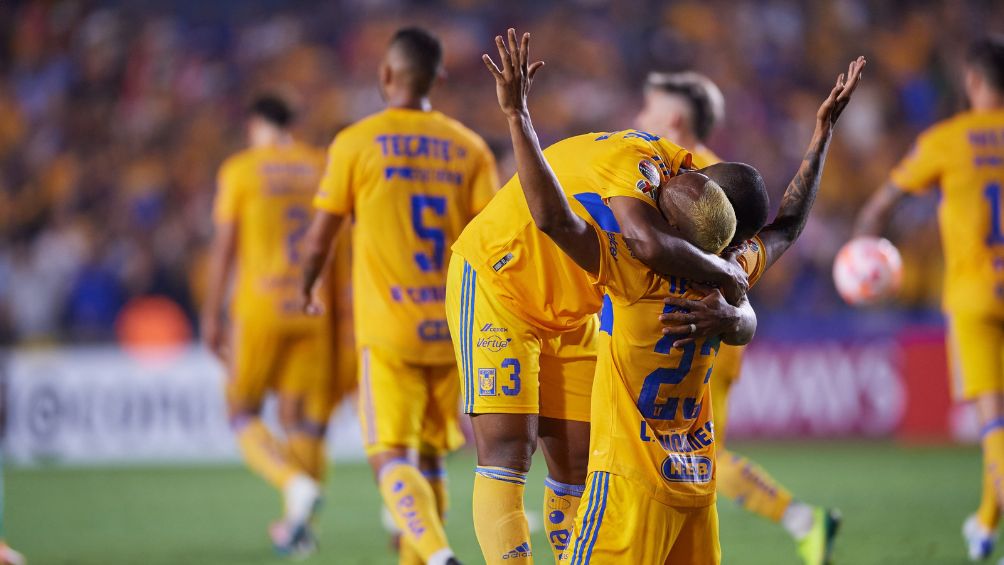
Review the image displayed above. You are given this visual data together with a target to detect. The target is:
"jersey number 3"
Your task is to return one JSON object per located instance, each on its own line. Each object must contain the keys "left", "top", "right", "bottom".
{"left": 411, "top": 195, "right": 447, "bottom": 271}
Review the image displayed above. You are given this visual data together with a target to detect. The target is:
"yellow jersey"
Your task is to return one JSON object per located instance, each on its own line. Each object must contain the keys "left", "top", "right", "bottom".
{"left": 589, "top": 226, "right": 765, "bottom": 508}
{"left": 314, "top": 108, "right": 498, "bottom": 364}
{"left": 453, "top": 130, "right": 694, "bottom": 332}
{"left": 890, "top": 109, "right": 1004, "bottom": 317}
{"left": 213, "top": 141, "right": 326, "bottom": 327}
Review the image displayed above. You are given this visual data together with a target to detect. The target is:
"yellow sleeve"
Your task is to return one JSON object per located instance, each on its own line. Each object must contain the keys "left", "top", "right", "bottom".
{"left": 888, "top": 125, "right": 948, "bottom": 194}
{"left": 470, "top": 145, "right": 500, "bottom": 215}
{"left": 313, "top": 131, "right": 359, "bottom": 215}
{"left": 736, "top": 235, "right": 768, "bottom": 288}
{"left": 595, "top": 140, "right": 691, "bottom": 208}
{"left": 212, "top": 159, "right": 244, "bottom": 225}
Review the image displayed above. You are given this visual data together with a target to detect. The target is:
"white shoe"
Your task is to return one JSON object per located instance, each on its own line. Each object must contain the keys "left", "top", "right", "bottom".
{"left": 964, "top": 514, "right": 996, "bottom": 561}
{"left": 0, "top": 543, "right": 25, "bottom": 565}
{"left": 284, "top": 474, "right": 321, "bottom": 525}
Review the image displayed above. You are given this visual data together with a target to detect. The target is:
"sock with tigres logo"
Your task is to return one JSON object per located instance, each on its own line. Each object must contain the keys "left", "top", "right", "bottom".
{"left": 977, "top": 462, "right": 1002, "bottom": 530}
{"left": 399, "top": 468, "right": 449, "bottom": 565}
{"left": 716, "top": 448, "right": 793, "bottom": 523}
{"left": 543, "top": 477, "right": 584, "bottom": 562}
{"left": 379, "top": 459, "right": 454, "bottom": 564}
{"left": 473, "top": 466, "right": 532, "bottom": 564}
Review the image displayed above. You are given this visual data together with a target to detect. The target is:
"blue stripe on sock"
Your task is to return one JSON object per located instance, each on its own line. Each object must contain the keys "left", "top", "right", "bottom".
{"left": 477, "top": 466, "right": 528, "bottom": 481}
{"left": 474, "top": 469, "right": 527, "bottom": 486}
{"left": 582, "top": 472, "right": 610, "bottom": 563}
{"left": 545, "top": 476, "right": 586, "bottom": 497}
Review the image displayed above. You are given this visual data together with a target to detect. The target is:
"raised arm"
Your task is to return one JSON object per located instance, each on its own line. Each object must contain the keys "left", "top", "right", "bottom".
{"left": 483, "top": 29, "right": 600, "bottom": 274}
{"left": 758, "top": 56, "right": 867, "bottom": 269}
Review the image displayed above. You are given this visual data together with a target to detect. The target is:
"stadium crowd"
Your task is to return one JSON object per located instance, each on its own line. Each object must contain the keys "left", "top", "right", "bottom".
{"left": 1, "top": 0, "right": 1000, "bottom": 344}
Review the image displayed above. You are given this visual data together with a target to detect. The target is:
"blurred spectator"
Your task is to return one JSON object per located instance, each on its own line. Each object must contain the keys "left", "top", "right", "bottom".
{"left": 1, "top": 0, "right": 1002, "bottom": 345}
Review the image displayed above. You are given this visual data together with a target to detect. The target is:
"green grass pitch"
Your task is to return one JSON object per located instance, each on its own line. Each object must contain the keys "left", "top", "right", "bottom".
{"left": 4, "top": 441, "right": 986, "bottom": 564}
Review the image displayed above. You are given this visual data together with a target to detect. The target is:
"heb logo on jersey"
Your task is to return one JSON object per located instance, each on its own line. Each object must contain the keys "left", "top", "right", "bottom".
{"left": 661, "top": 454, "right": 713, "bottom": 484}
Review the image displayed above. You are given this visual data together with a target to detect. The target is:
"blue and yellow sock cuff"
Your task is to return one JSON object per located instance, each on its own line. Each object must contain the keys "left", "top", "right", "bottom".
{"left": 544, "top": 476, "right": 586, "bottom": 498}
{"left": 422, "top": 468, "right": 448, "bottom": 481}
{"left": 982, "top": 417, "right": 1004, "bottom": 439}
{"left": 475, "top": 466, "right": 528, "bottom": 486}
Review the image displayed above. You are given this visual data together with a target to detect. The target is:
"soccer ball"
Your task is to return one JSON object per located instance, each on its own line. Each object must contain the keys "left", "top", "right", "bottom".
{"left": 833, "top": 237, "right": 903, "bottom": 306}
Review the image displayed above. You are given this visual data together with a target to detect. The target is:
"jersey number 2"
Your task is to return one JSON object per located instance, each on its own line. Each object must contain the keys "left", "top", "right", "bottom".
{"left": 411, "top": 195, "right": 447, "bottom": 271}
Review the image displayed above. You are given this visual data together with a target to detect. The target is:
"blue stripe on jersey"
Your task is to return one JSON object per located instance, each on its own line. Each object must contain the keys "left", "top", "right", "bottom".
{"left": 582, "top": 472, "right": 610, "bottom": 563}
{"left": 598, "top": 294, "right": 613, "bottom": 336}
{"left": 573, "top": 193, "right": 621, "bottom": 233}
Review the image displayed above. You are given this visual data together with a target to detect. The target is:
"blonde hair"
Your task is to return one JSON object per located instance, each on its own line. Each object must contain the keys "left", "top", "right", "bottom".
{"left": 665, "top": 179, "right": 737, "bottom": 255}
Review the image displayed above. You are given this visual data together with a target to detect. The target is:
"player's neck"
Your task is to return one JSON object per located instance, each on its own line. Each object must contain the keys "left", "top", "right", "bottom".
{"left": 385, "top": 94, "right": 432, "bottom": 112}
{"left": 971, "top": 90, "right": 1004, "bottom": 111}
{"left": 252, "top": 131, "right": 294, "bottom": 149}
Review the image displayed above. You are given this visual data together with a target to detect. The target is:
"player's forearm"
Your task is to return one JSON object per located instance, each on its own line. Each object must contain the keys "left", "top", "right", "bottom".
{"left": 854, "top": 183, "right": 905, "bottom": 237}
{"left": 758, "top": 127, "right": 833, "bottom": 266}
{"left": 506, "top": 113, "right": 588, "bottom": 236}
{"left": 301, "top": 212, "right": 342, "bottom": 297}
{"left": 201, "top": 225, "right": 236, "bottom": 325}
{"left": 721, "top": 296, "right": 756, "bottom": 346}
{"left": 631, "top": 230, "right": 736, "bottom": 286}
{"left": 506, "top": 112, "right": 598, "bottom": 272}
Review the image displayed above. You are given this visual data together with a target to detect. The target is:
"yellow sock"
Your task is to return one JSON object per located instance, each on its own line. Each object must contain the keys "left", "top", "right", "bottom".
{"left": 716, "top": 448, "right": 793, "bottom": 522}
{"left": 287, "top": 431, "right": 327, "bottom": 482}
{"left": 398, "top": 469, "right": 448, "bottom": 565}
{"left": 236, "top": 419, "right": 299, "bottom": 489}
{"left": 978, "top": 462, "right": 1001, "bottom": 530}
{"left": 981, "top": 421, "right": 1004, "bottom": 527}
{"left": 379, "top": 460, "right": 453, "bottom": 563}
{"left": 473, "top": 466, "right": 532, "bottom": 564}
{"left": 543, "top": 477, "right": 583, "bottom": 563}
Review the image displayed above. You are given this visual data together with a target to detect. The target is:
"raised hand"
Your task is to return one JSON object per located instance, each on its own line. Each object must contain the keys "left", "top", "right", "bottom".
{"left": 817, "top": 56, "right": 867, "bottom": 130}
{"left": 482, "top": 28, "right": 545, "bottom": 118}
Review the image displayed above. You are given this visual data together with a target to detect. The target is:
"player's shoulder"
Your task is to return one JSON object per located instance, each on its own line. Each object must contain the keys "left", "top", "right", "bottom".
{"left": 916, "top": 113, "right": 973, "bottom": 144}
{"left": 219, "top": 148, "right": 258, "bottom": 176}
{"left": 432, "top": 111, "right": 492, "bottom": 154}
{"left": 327, "top": 111, "right": 391, "bottom": 146}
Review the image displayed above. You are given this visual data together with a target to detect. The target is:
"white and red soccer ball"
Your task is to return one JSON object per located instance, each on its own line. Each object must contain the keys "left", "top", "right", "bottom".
{"left": 833, "top": 237, "right": 903, "bottom": 306}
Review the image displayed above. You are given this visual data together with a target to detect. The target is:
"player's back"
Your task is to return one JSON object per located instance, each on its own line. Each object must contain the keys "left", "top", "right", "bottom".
{"left": 215, "top": 141, "right": 326, "bottom": 327}
{"left": 589, "top": 225, "right": 764, "bottom": 507}
{"left": 890, "top": 109, "right": 1004, "bottom": 316}
{"left": 314, "top": 108, "right": 497, "bottom": 364}
{"left": 453, "top": 130, "right": 693, "bottom": 332}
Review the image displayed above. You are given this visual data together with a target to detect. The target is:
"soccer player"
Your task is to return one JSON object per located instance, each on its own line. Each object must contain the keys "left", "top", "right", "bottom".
{"left": 638, "top": 71, "right": 841, "bottom": 563}
{"left": 855, "top": 36, "right": 1004, "bottom": 562}
{"left": 483, "top": 31, "right": 863, "bottom": 564}
{"left": 452, "top": 28, "right": 772, "bottom": 564}
{"left": 202, "top": 94, "right": 337, "bottom": 556}
{"left": 300, "top": 27, "right": 498, "bottom": 565}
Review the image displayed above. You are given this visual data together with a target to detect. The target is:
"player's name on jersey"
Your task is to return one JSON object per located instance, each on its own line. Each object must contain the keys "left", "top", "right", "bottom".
{"left": 384, "top": 166, "right": 464, "bottom": 186}
{"left": 639, "top": 419, "right": 715, "bottom": 454}
{"left": 390, "top": 285, "right": 446, "bottom": 304}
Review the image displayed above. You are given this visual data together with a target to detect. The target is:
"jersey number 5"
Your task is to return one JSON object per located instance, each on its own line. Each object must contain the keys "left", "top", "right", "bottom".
{"left": 411, "top": 195, "right": 447, "bottom": 271}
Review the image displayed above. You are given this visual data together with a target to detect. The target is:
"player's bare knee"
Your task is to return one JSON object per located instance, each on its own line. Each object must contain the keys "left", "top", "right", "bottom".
{"left": 976, "top": 392, "right": 1004, "bottom": 423}
{"left": 539, "top": 417, "right": 590, "bottom": 484}
{"left": 227, "top": 404, "right": 261, "bottom": 431}
{"left": 471, "top": 413, "right": 537, "bottom": 471}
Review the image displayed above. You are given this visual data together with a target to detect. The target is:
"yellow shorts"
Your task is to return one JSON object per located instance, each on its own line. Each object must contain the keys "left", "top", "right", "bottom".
{"left": 710, "top": 344, "right": 745, "bottom": 445}
{"left": 446, "top": 255, "right": 597, "bottom": 422}
{"left": 357, "top": 346, "right": 465, "bottom": 457}
{"left": 948, "top": 314, "right": 1004, "bottom": 400}
{"left": 228, "top": 320, "right": 333, "bottom": 420}
{"left": 570, "top": 472, "right": 720, "bottom": 565}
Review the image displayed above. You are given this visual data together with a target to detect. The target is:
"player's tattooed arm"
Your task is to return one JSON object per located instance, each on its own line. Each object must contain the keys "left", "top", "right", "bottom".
{"left": 758, "top": 56, "right": 867, "bottom": 270}
{"left": 854, "top": 182, "right": 908, "bottom": 237}
{"left": 201, "top": 220, "right": 238, "bottom": 363}
{"left": 300, "top": 210, "right": 345, "bottom": 315}
{"left": 658, "top": 275, "right": 757, "bottom": 347}
{"left": 484, "top": 28, "right": 601, "bottom": 274}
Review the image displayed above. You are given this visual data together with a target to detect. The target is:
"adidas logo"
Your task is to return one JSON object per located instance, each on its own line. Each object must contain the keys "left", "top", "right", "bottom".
{"left": 502, "top": 542, "right": 531, "bottom": 560}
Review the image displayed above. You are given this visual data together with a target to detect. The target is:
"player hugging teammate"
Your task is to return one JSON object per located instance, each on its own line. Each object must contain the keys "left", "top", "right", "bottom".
{"left": 470, "top": 29, "right": 864, "bottom": 564}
